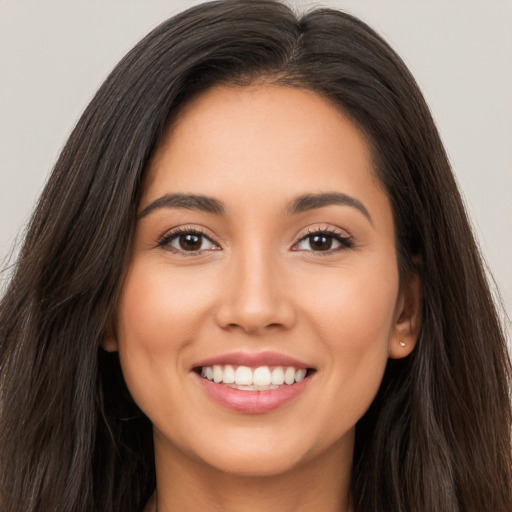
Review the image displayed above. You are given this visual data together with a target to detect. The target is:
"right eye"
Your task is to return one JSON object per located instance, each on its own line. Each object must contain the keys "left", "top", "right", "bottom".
{"left": 158, "top": 228, "right": 220, "bottom": 254}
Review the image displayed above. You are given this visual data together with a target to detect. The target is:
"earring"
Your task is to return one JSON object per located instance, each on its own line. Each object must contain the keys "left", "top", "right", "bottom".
{"left": 399, "top": 340, "right": 406, "bottom": 347}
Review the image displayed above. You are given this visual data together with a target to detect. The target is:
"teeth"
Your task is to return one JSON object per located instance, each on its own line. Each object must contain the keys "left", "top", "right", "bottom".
{"left": 295, "top": 368, "right": 307, "bottom": 383}
{"left": 253, "top": 366, "right": 271, "bottom": 386}
{"left": 271, "top": 367, "right": 285, "bottom": 385}
{"left": 200, "top": 365, "right": 309, "bottom": 387}
{"left": 213, "top": 365, "right": 223, "bottom": 383}
{"left": 284, "top": 367, "right": 295, "bottom": 385}
{"left": 235, "top": 366, "right": 253, "bottom": 385}
{"left": 229, "top": 384, "right": 280, "bottom": 391}
{"left": 223, "top": 364, "right": 235, "bottom": 384}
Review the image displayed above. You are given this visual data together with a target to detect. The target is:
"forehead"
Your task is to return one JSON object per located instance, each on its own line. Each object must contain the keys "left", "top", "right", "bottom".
{"left": 142, "top": 85, "right": 389, "bottom": 222}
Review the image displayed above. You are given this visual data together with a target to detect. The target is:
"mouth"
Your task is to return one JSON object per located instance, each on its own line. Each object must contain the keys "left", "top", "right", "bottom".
{"left": 195, "top": 364, "right": 315, "bottom": 391}
{"left": 192, "top": 353, "right": 316, "bottom": 413}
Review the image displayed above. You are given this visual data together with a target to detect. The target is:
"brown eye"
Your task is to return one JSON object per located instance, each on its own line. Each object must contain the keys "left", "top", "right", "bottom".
{"left": 293, "top": 230, "right": 353, "bottom": 253}
{"left": 309, "top": 234, "right": 333, "bottom": 251}
{"left": 159, "top": 229, "right": 219, "bottom": 253}
{"left": 179, "top": 233, "right": 203, "bottom": 251}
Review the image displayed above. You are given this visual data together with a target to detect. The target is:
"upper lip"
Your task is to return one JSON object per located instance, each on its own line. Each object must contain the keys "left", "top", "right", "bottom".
{"left": 193, "top": 351, "right": 313, "bottom": 370}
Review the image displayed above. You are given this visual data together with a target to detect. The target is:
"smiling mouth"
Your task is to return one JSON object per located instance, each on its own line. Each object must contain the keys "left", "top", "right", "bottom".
{"left": 196, "top": 365, "right": 315, "bottom": 391}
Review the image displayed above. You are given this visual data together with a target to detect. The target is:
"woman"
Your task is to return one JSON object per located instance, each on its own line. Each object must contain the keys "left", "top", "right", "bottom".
{"left": 1, "top": 1, "right": 510, "bottom": 511}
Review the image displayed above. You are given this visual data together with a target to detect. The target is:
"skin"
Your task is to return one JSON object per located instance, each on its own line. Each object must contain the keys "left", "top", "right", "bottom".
{"left": 105, "top": 85, "right": 421, "bottom": 512}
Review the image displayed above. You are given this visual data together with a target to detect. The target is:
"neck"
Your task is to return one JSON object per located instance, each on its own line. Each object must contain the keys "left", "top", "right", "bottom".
{"left": 150, "top": 433, "right": 354, "bottom": 512}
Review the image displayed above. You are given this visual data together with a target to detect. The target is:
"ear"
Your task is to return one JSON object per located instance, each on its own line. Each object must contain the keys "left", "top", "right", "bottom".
{"left": 389, "top": 268, "right": 422, "bottom": 359}
{"left": 102, "top": 322, "right": 119, "bottom": 352}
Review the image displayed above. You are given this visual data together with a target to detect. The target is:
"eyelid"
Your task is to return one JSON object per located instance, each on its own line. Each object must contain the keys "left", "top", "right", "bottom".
{"left": 154, "top": 223, "right": 353, "bottom": 255}
{"left": 291, "top": 225, "right": 354, "bottom": 253}
{"left": 156, "top": 225, "right": 221, "bottom": 253}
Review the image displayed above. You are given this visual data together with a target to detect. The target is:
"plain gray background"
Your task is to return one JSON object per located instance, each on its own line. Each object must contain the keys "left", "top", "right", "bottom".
{"left": 1, "top": 0, "right": 511, "bottom": 327}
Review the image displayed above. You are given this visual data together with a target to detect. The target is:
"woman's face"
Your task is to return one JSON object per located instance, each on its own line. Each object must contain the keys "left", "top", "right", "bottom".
{"left": 107, "top": 85, "right": 419, "bottom": 477}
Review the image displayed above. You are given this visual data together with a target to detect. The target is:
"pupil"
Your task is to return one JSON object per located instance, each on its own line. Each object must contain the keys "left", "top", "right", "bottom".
{"left": 311, "top": 234, "right": 332, "bottom": 251}
{"left": 180, "top": 233, "right": 201, "bottom": 250}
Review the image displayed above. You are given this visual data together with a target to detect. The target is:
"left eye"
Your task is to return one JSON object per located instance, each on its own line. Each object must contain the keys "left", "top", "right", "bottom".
{"left": 161, "top": 231, "right": 218, "bottom": 252}
{"left": 294, "top": 232, "right": 351, "bottom": 252}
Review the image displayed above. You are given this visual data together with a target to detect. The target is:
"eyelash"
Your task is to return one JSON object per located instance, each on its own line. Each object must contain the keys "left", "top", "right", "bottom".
{"left": 157, "top": 226, "right": 220, "bottom": 255}
{"left": 156, "top": 226, "right": 354, "bottom": 255}
{"left": 292, "top": 227, "right": 354, "bottom": 254}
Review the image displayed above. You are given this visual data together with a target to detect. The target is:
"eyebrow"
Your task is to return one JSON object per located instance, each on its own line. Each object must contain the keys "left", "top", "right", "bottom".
{"left": 138, "top": 193, "right": 226, "bottom": 218}
{"left": 138, "top": 191, "right": 372, "bottom": 223}
{"left": 286, "top": 192, "right": 372, "bottom": 224}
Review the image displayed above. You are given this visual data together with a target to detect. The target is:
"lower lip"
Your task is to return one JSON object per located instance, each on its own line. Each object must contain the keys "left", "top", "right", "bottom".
{"left": 195, "top": 373, "right": 311, "bottom": 413}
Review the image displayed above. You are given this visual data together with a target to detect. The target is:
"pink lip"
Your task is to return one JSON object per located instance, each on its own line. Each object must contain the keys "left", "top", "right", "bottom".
{"left": 193, "top": 351, "right": 311, "bottom": 370}
{"left": 194, "top": 373, "right": 311, "bottom": 414}
{"left": 192, "top": 351, "right": 315, "bottom": 414}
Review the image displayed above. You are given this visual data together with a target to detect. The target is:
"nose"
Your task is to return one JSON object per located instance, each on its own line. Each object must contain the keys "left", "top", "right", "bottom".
{"left": 215, "top": 249, "right": 297, "bottom": 334}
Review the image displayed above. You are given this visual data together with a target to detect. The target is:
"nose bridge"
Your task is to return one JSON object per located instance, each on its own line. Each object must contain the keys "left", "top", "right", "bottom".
{"left": 216, "top": 239, "right": 295, "bottom": 333}
{"left": 237, "top": 245, "right": 277, "bottom": 310}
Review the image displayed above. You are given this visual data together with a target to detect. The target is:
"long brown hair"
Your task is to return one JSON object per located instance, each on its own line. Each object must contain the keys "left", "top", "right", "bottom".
{"left": 1, "top": 1, "right": 510, "bottom": 511}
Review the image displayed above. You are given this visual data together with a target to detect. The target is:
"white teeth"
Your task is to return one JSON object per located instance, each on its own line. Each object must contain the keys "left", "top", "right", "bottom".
{"left": 253, "top": 366, "right": 271, "bottom": 386}
{"left": 213, "top": 365, "right": 223, "bottom": 383}
{"left": 229, "top": 384, "right": 279, "bottom": 391}
{"left": 284, "top": 367, "right": 296, "bottom": 385}
{"left": 271, "top": 367, "right": 285, "bottom": 385}
{"left": 200, "top": 364, "right": 310, "bottom": 387}
{"left": 223, "top": 364, "right": 235, "bottom": 384}
{"left": 235, "top": 366, "right": 253, "bottom": 385}
{"left": 295, "top": 368, "right": 307, "bottom": 383}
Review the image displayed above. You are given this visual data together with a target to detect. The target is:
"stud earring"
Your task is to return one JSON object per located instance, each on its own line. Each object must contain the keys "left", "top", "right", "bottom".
{"left": 399, "top": 340, "right": 406, "bottom": 347}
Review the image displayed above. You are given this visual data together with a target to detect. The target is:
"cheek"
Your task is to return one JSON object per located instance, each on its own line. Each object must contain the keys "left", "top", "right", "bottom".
{"left": 302, "top": 258, "right": 398, "bottom": 338}
{"left": 117, "top": 261, "right": 214, "bottom": 347}
{"left": 298, "top": 256, "right": 398, "bottom": 410}
{"left": 114, "top": 261, "right": 215, "bottom": 406}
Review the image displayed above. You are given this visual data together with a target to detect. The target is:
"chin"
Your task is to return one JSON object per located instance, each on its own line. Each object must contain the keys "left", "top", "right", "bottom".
{"left": 187, "top": 427, "right": 339, "bottom": 479}
{"left": 202, "top": 448, "right": 308, "bottom": 478}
